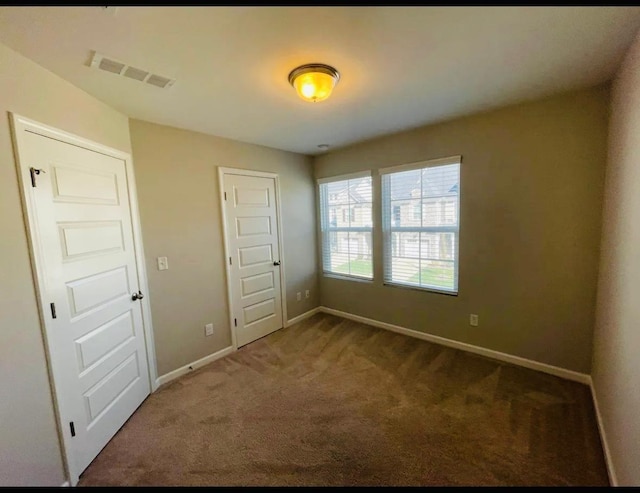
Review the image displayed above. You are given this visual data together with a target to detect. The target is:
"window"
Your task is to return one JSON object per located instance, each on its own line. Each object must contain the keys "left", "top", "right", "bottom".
{"left": 319, "top": 172, "right": 373, "bottom": 280}
{"left": 381, "top": 156, "right": 460, "bottom": 294}
{"left": 413, "top": 202, "right": 421, "bottom": 221}
{"left": 392, "top": 205, "right": 401, "bottom": 226}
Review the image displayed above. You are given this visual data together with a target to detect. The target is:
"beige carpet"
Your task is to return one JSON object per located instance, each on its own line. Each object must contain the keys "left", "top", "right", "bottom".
{"left": 78, "top": 313, "right": 608, "bottom": 486}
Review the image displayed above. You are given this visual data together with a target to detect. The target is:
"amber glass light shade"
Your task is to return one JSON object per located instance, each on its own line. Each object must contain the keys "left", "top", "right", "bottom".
{"left": 288, "top": 64, "right": 340, "bottom": 103}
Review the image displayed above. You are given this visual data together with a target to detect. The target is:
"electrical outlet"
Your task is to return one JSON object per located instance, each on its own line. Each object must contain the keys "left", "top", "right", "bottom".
{"left": 205, "top": 323, "right": 214, "bottom": 336}
{"left": 296, "top": 292, "right": 302, "bottom": 301}
{"left": 157, "top": 256, "right": 169, "bottom": 271}
{"left": 470, "top": 314, "right": 479, "bottom": 327}
{"left": 305, "top": 289, "right": 310, "bottom": 299}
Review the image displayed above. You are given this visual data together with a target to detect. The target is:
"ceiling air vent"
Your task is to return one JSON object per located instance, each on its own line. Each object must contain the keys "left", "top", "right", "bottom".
{"left": 98, "top": 57, "right": 125, "bottom": 74}
{"left": 89, "top": 52, "right": 175, "bottom": 89}
{"left": 146, "top": 74, "right": 173, "bottom": 89}
{"left": 123, "top": 66, "right": 149, "bottom": 81}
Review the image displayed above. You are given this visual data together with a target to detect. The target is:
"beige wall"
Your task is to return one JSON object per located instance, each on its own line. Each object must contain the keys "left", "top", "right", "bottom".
{"left": 129, "top": 120, "right": 318, "bottom": 377}
{"left": 314, "top": 86, "right": 609, "bottom": 374}
{"left": 0, "top": 43, "right": 132, "bottom": 486}
{"left": 592, "top": 30, "right": 640, "bottom": 486}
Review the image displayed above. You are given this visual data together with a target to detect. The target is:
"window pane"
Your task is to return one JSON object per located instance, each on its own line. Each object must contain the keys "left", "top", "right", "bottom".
{"left": 389, "top": 169, "right": 421, "bottom": 200}
{"left": 328, "top": 231, "right": 350, "bottom": 274}
{"left": 422, "top": 164, "right": 459, "bottom": 199}
{"left": 320, "top": 176, "right": 373, "bottom": 280}
{"left": 416, "top": 260, "right": 454, "bottom": 290}
{"left": 422, "top": 200, "right": 439, "bottom": 227}
{"left": 326, "top": 181, "right": 349, "bottom": 205}
{"left": 347, "top": 231, "right": 372, "bottom": 277}
{"left": 390, "top": 232, "right": 420, "bottom": 284}
{"left": 350, "top": 204, "right": 372, "bottom": 228}
{"left": 391, "top": 232, "right": 420, "bottom": 259}
{"left": 352, "top": 177, "right": 373, "bottom": 202}
{"left": 418, "top": 232, "right": 455, "bottom": 289}
{"left": 442, "top": 199, "right": 457, "bottom": 225}
{"left": 391, "top": 256, "right": 420, "bottom": 285}
{"left": 389, "top": 199, "right": 421, "bottom": 227}
{"left": 420, "top": 232, "right": 455, "bottom": 260}
{"left": 330, "top": 231, "right": 372, "bottom": 278}
{"left": 327, "top": 205, "right": 344, "bottom": 227}
{"left": 422, "top": 198, "right": 458, "bottom": 227}
{"left": 383, "top": 161, "right": 460, "bottom": 293}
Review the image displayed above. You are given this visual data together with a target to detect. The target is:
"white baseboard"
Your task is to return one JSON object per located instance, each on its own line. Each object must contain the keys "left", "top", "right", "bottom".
{"left": 285, "top": 306, "right": 321, "bottom": 327}
{"left": 155, "top": 346, "right": 235, "bottom": 387}
{"left": 155, "top": 307, "right": 323, "bottom": 388}
{"left": 589, "top": 377, "right": 617, "bottom": 486}
{"left": 319, "top": 306, "right": 591, "bottom": 385}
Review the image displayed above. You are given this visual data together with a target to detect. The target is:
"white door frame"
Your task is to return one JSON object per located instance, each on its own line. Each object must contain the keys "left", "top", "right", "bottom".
{"left": 9, "top": 113, "right": 158, "bottom": 485}
{"left": 218, "top": 167, "right": 288, "bottom": 349}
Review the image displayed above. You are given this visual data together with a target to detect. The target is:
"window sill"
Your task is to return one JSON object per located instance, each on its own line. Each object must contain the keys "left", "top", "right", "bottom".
{"left": 383, "top": 281, "right": 458, "bottom": 297}
{"left": 322, "top": 272, "right": 374, "bottom": 284}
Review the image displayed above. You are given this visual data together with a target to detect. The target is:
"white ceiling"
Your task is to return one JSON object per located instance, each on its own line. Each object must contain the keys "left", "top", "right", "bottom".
{"left": 1, "top": 6, "right": 640, "bottom": 156}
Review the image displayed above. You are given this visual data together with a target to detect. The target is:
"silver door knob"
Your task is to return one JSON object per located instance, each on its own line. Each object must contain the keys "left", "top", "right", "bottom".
{"left": 131, "top": 290, "right": 144, "bottom": 301}
{"left": 273, "top": 261, "right": 281, "bottom": 266}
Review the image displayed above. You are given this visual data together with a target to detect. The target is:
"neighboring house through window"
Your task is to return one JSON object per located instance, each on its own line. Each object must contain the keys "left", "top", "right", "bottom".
{"left": 393, "top": 205, "right": 401, "bottom": 226}
{"left": 318, "top": 172, "right": 373, "bottom": 280}
{"left": 380, "top": 156, "right": 461, "bottom": 294}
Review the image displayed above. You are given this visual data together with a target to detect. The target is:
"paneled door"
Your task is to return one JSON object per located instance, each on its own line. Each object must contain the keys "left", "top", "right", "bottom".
{"left": 11, "top": 115, "right": 154, "bottom": 485}
{"left": 220, "top": 169, "right": 285, "bottom": 348}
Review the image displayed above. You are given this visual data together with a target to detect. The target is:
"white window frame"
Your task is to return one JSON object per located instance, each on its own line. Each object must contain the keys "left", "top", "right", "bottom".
{"left": 318, "top": 170, "right": 373, "bottom": 281}
{"left": 379, "top": 155, "right": 461, "bottom": 295}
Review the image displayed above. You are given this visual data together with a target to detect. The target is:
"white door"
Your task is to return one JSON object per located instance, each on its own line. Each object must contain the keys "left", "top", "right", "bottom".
{"left": 13, "top": 123, "right": 151, "bottom": 482}
{"left": 221, "top": 171, "right": 284, "bottom": 347}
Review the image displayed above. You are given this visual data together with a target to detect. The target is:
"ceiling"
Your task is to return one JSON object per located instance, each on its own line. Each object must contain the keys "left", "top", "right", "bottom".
{"left": 1, "top": 6, "right": 640, "bottom": 156}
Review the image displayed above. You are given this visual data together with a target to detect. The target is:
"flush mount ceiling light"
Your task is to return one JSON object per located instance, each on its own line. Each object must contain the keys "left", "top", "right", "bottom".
{"left": 288, "top": 63, "right": 340, "bottom": 103}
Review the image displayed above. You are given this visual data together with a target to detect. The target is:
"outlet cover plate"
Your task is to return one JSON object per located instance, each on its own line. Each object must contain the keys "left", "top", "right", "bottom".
{"left": 205, "top": 323, "right": 214, "bottom": 336}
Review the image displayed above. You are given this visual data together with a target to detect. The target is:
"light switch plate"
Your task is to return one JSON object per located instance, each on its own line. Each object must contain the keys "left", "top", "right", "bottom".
{"left": 157, "top": 256, "right": 169, "bottom": 271}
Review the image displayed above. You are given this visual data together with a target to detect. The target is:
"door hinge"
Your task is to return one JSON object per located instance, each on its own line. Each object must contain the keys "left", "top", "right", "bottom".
{"left": 50, "top": 302, "right": 57, "bottom": 319}
{"left": 69, "top": 421, "right": 76, "bottom": 437}
{"left": 29, "top": 167, "right": 45, "bottom": 188}
{"left": 224, "top": 192, "right": 227, "bottom": 201}
{"left": 234, "top": 318, "right": 237, "bottom": 327}
{"left": 229, "top": 257, "right": 232, "bottom": 265}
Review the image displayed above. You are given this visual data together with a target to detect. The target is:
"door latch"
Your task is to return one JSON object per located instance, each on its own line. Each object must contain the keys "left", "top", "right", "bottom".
{"left": 131, "top": 290, "right": 144, "bottom": 301}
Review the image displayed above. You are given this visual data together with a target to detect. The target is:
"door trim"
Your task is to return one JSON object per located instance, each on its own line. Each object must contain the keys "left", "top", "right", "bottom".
{"left": 218, "top": 167, "right": 288, "bottom": 349}
{"left": 9, "top": 113, "right": 158, "bottom": 486}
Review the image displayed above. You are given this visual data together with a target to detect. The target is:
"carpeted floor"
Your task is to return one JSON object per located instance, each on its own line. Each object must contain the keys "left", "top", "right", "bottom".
{"left": 78, "top": 313, "right": 609, "bottom": 486}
